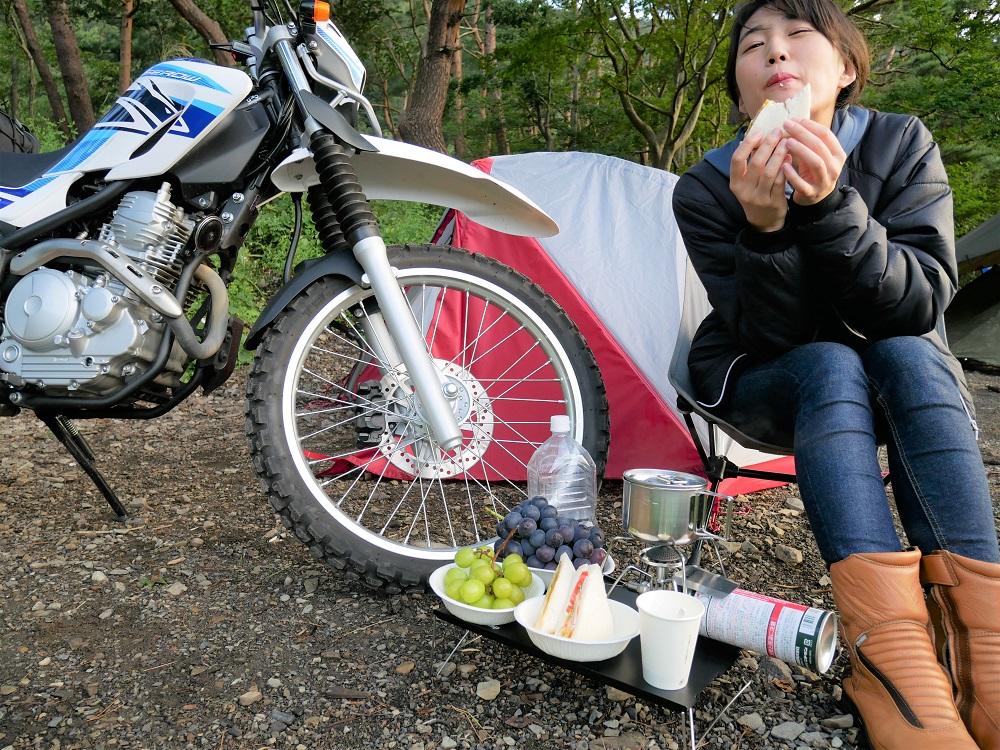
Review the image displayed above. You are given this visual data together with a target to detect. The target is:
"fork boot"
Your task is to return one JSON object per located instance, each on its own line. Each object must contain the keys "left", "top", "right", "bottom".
{"left": 921, "top": 550, "right": 1000, "bottom": 750}
{"left": 830, "top": 549, "right": 978, "bottom": 750}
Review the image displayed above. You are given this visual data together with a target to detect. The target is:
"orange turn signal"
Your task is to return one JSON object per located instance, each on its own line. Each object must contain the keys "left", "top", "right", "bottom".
{"left": 313, "top": 1, "right": 330, "bottom": 21}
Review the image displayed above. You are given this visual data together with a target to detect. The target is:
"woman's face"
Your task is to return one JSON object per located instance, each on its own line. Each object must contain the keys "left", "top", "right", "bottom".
{"left": 734, "top": 6, "right": 856, "bottom": 127}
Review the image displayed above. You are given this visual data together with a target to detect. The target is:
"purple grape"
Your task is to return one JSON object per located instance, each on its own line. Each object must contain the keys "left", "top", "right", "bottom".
{"left": 535, "top": 545, "right": 555, "bottom": 563}
{"left": 529, "top": 496, "right": 548, "bottom": 509}
{"left": 529, "top": 529, "right": 546, "bottom": 548}
{"left": 503, "top": 512, "right": 523, "bottom": 531}
{"left": 556, "top": 545, "right": 573, "bottom": 563}
{"left": 539, "top": 517, "right": 558, "bottom": 532}
{"left": 557, "top": 524, "right": 575, "bottom": 543}
{"left": 573, "top": 525, "right": 590, "bottom": 542}
{"left": 493, "top": 538, "right": 504, "bottom": 554}
{"left": 590, "top": 548, "right": 608, "bottom": 566}
{"left": 517, "top": 518, "right": 537, "bottom": 538}
{"left": 525, "top": 555, "right": 543, "bottom": 568}
{"left": 520, "top": 540, "right": 536, "bottom": 558}
{"left": 495, "top": 520, "right": 507, "bottom": 538}
{"left": 521, "top": 505, "right": 541, "bottom": 521}
{"left": 544, "top": 561, "right": 557, "bottom": 570}
{"left": 573, "top": 558, "right": 589, "bottom": 570}
{"left": 540, "top": 505, "right": 558, "bottom": 520}
{"left": 545, "top": 529, "right": 564, "bottom": 548}
{"left": 573, "top": 538, "right": 594, "bottom": 558}
{"left": 589, "top": 527, "right": 605, "bottom": 549}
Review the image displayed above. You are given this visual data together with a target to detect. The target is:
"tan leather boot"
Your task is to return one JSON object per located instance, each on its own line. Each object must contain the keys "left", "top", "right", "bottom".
{"left": 921, "top": 550, "right": 1000, "bottom": 750}
{"left": 830, "top": 549, "right": 978, "bottom": 750}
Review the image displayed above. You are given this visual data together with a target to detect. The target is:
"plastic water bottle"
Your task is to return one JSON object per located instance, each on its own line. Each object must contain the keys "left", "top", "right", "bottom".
{"left": 526, "top": 414, "right": 597, "bottom": 524}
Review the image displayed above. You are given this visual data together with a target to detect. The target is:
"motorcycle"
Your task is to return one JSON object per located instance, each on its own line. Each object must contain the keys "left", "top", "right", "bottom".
{"left": 0, "top": 0, "right": 608, "bottom": 591}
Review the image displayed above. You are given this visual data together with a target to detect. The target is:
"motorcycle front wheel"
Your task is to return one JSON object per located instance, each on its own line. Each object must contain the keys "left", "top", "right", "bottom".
{"left": 246, "top": 244, "right": 608, "bottom": 592}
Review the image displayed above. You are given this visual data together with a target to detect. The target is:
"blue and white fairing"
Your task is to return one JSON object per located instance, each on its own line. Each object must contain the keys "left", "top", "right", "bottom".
{"left": 0, "top": 60, "right": 252, "bottom": 229}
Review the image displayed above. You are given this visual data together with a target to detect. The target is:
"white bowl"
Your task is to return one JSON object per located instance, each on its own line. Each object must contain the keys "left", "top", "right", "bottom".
{"left": 429, "top": 563, "right": 546, "bottom": 626}
{"left": 513, "top": 596, "right": 640, "bottom": 662}
{"left": 530, "top": 553, "right": 616, "bottom": 588}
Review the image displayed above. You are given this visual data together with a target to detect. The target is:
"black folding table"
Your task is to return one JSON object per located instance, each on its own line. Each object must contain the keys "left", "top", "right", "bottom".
{"left": 433, "top": 584, "right": 744, "bottom": 748}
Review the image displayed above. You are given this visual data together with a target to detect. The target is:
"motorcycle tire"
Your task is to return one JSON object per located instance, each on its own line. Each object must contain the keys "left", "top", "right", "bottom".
{"left": 246, "top": 244, "right": 608, "bottom": 592}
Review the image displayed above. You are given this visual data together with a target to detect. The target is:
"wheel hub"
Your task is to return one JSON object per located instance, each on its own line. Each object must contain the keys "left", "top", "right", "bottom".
{"left": 376, "top": 359, "right": 494, "bottom": 478}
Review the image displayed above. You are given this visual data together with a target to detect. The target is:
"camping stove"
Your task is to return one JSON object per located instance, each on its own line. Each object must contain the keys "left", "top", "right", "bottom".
{"left": 608, "top": 538, "right": 732, "bottom": 596}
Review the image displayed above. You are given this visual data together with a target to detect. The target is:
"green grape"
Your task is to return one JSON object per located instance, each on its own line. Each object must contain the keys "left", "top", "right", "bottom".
{"left": 454, "top": 548, "right": 476, "bottom": 568}
{"left": 505, "top": 563, "right": 531, "bottom": 587}
{"left": 508, "top": 585, "right": 525, "bottom": 605}
{"left": 473, "top": 593, "right": 495, "bottom": 609}
{"left": 471, "top": 565, "right": 496, "bottom": 585}
{"left": 459, "top": 579, "right": 486, "bottom": 604}
{"left": 492, "top": 577, "right": 513, "bottom": 599}
{"left": 493, "top": 598, "right": 515, "bottom": 609}
{"left": 444, "top": 580, "right": 464, "bottom": 600}
{"left": 478, "top": 546, "right": 494, "bottom": 556}
{"left": 444, "top": 567, "right": 468, "bottom": 586}
{"left": 469, "top": 557, "right": 491, "bottom": 571}
{"left": 502, "top": 553, "right": 524, "bottom": 568}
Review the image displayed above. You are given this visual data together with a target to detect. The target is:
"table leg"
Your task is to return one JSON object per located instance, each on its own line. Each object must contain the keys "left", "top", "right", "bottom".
{"left": 437, "top": 630, "right": 481, "bottom": 676}
{"left": 687, "top": 707, "right": 697, "bottom": 749}
{"left": 691, "top": 678, "right": 753, "bottom": 748}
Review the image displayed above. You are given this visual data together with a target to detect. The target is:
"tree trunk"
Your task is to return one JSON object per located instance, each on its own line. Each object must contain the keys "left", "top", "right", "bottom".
{"left": 10, "top": 54, "right": 19, "bottom": 120}
{"left": 451, "top": 44, "right": 466, "bottom": 159}
{"left": 11, "top": 0, "right": 71, "bottom": 137}
{"left": 47, "top": 0, "right": 95, "bottom": 134}
{"left": 167, "top": 0, "right": 233, "bottom": 67}
{"left": 120, "top": 0, "right": 135, "bottom": 92}
{"left": 484, "top": 6, "right": 509, "bottom": 155}
{"left": 398, "top": 0, "right": 466, "bottom": 152}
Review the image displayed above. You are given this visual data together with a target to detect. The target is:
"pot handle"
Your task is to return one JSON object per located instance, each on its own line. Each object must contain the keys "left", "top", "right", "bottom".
{"left": 697, "top": 489, "right": 736, "bottom": 538}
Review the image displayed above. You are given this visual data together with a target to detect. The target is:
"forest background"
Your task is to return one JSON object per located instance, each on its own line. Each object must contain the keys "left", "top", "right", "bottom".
{"left": 2, "top": 0, "right": 998, "bottom": 325}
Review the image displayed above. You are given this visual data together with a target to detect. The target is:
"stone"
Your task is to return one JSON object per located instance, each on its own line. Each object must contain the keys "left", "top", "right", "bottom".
{"left": 476, "top": 679, "right": 501, "bottom": 700}
{"left": 266, "top": 678, "right": 282, "bottom": 689}
{"left": 761, "top": 657, "right": 794, "bottom": 683}
{"left": 91, "top": 571, "right": 108, "bottom": 583}
{"left": 99, "top": 608, "right": 113, "bottom": 620}
{"left": 820, "top": 714, "right": 853, "bottom": 730}
{"left": 740, "top": 541, "right": 760, "bottom": 555}
{"left": 395, "top": 661, "right": 416, "bottom": 675}
{"left": 605, "top": 686, "right": 633, "bottom": 701}
{"left": 818, "top": 574, "right": 832, "bottom": 587}
{"left": 784, "top": 497, "right": 805, "bottom": 512}
{"left": 440, "top": 737, "right": 458, "bottom": 749}
{"left": 831, "top": 737, "right": 843, "bottom": 748}
{"left": 592, "top": 733, "right": 647, "bottom": 749}
{"left": 165, "top": 582, "right": 187, "bottom": 596}
{"left": 238, "top": 687, "right": 263, "bottom": 706}
{"left": 0, "top": 686, "right": 16, "bottom": 696}
{"left": 270, "top": 710, "right": 296, "bottom": 725}
{"left": 770, "top": 721, "right": 806, "bottom": 742}
{"left": 737, "top": 713, "right": 765, "bottom": 732}
{"left": 799, "top": 731, "right": 826, "bottom": 745}
{"left": 304, "top": 579, "right": 319, "bottom": 594}
{"left": 775, "top": 545, "right": 804, "bottom": 565}
{"left": 457, "top": 664, "right": 476, "bottom": 677}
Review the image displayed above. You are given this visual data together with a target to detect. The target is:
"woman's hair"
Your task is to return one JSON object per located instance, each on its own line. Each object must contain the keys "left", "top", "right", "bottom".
{"left": 725, "top": 0, "right": 870, "bottom": 114}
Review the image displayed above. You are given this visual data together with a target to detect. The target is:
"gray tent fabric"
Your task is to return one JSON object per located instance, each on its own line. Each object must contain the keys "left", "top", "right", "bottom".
{"left": 956, "top": 212, "right": 1000, "bottom": 273}
{"left": 946, "top": 268, "right": 1000, "bottom": 371}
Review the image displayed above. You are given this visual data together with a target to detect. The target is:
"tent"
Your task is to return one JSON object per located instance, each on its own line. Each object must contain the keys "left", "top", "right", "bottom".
{"left": 434, "top": 151, "right": 794, "bottom": 496}
{"left": 946, "top": 213, "right": 1000, "bottom": 371}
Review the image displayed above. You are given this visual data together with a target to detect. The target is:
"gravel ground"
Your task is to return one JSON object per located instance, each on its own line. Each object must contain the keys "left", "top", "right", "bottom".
{"left": 2, "top": 370, "right": 998, "bottom": 750}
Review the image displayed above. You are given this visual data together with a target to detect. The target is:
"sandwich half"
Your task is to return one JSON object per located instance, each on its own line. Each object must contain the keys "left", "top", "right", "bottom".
{"left": 557, "top": 564, "right": 615, "bottom": 641}
{"left": 534, "top": 553, "right": 576, "bottom": 634}
{"left": 746, "top": 82, "right": 811, "bottom": 138}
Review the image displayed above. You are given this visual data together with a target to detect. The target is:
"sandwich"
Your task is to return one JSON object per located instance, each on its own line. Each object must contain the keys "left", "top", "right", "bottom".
{"left": 534, "top": 554, "right": 615, "bottom": 640}
{"left": 746, "top": 82, "right": 811, "bottom": 138}
{"left": 534, "top": 553, "right": 575, "bottom": 634}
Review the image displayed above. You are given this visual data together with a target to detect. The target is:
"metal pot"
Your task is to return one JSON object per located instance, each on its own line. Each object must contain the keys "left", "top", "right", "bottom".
{"left": 622, "top": 469, "right": 731, "bottom": 545}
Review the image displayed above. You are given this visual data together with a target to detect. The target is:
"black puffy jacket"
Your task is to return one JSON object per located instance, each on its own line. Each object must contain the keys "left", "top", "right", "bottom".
{"left": 672, "top": 108, "right": 974, "bottom": 424}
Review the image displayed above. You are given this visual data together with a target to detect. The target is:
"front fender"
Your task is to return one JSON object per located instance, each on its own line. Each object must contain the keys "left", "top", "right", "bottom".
{"left": 271, "top": 137, "right": 559, "bottom": 238}
{"left": 243, "top": 251, "right": 364, "bottom": 350}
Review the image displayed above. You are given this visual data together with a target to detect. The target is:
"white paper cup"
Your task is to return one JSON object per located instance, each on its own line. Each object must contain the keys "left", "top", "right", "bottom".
{"left": 636, "top": 589, "right": 706, "bottom": 690}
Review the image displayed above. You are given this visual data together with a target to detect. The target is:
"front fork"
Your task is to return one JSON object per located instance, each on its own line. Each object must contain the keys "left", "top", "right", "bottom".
{"left": 305, "top": 133, "right": 462, "bottom": 451}
{"left": 353, "top": 238, "right": 462, "bottom": 450}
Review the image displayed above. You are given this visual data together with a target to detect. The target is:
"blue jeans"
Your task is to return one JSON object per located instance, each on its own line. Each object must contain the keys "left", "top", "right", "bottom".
{"left": 715, "top": 337, "right": 1000, "bottom": 564}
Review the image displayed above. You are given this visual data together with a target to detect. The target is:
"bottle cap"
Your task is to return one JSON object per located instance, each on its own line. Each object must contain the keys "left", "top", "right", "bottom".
{"left": 550, "top": 414, "right": 570, "bottom": 433}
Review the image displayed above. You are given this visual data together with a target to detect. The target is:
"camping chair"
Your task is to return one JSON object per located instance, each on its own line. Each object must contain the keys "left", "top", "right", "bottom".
{"left": 667, "top": 259, "right": 797, "bottom": 494}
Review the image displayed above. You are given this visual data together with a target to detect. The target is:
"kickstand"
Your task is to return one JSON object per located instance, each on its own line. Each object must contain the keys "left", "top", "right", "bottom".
{"left": 39, "top": 414, "right": 128, "bottom": 519}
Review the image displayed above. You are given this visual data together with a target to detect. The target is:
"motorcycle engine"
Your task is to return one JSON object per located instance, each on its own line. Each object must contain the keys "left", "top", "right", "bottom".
{"left": 0, "top": 184, "right": 193, "bottom": 396}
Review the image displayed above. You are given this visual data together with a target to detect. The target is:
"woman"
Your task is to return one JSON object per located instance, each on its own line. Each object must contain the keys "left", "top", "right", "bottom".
{"left": 671, "top": 1, "right": 1000, "bottom": 748}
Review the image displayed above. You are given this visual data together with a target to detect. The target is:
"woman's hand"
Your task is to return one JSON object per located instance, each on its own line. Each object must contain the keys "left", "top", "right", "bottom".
{"left": 782, "top": 119, "right": 847, "bottom": 206}
{"left": 730, "top": 129, "right": 792, "bottom": 233}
